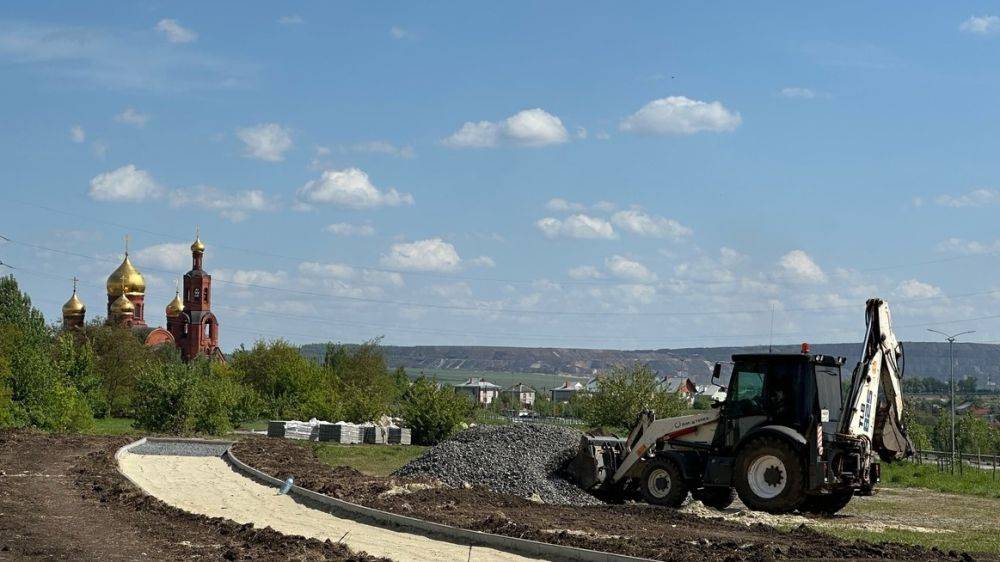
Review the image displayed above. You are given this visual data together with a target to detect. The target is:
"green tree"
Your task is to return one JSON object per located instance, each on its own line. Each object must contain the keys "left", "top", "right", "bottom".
{"left": 323, "top": 340, "right": 397, "bottom": 423}
{"left": 230, "top": 339, "right": 325, "bottom": 418}
{"left": 87, "top": 324, "right": 160, "bottom": 417}
{"left": 399, "top": 377, "right": 472, "bottom": 445}
{"left": 958, "top": 376, "right": 978, "bottom": 394}
{"left": 573, "top": 362, "right": 688, "bottom": 429}
{"left": 0, "top": 275, "right": 47, "bottom": 343}
{"left": 956, "top": 411, "right": 993, "bottom": 454}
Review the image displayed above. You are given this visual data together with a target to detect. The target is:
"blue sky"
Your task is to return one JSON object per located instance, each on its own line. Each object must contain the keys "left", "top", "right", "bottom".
{"left": 3, "top": 2, "right": 1000, "bottom": 351}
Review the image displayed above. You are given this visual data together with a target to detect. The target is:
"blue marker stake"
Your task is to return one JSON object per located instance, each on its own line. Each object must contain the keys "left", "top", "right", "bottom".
{"left": 279, "top": 477, "right": 294, "bottom": 495}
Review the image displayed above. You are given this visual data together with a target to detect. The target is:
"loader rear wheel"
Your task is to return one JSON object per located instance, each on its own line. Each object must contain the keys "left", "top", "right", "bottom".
{"left": 734, "top": 437, "right": 806, "bottom": 514}
{"left": 693, "top": 487, "right": 736, "bottom": 510}
{"left": 801, "top": 490, "right": 854, "bottom": 515}
{"left": 639, "top": 460, "right": 688, "bottom": 507}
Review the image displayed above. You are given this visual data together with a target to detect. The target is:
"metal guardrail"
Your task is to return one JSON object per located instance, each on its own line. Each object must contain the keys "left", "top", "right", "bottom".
{"left": 910, "top": 449, "right": 999, "bottom": 479}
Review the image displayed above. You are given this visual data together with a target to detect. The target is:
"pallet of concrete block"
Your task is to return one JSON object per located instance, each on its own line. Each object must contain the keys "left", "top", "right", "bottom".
{"left": 283, "top": 419, "right": 320, "bottom": 440}
{"left": 387, "top": 426, "right": 411, "bottom": 445}
{"left": 361, "top": 423, "right": 388, "bottom": 444}
{"left": 267, "top": 420, "right": 286, "bottom": 438}
{"left": 317, "top": 422, "right": 362, "bottom": 444}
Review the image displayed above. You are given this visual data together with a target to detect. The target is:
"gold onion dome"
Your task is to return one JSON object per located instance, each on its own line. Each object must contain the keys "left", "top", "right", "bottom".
{"left": 62, "top": 291, "right": 85, "bottom": 315}
{"left": 106, "top": 255, "right": 145, "bottom": 296}
{"left": 191, "top": 231, "right": 205, "bottom": 254}
{"left": 166, "top": 292, "right": 184, "bottom": 316}
{"left": 110, "top": 293, "right": 134, "bottom": 315}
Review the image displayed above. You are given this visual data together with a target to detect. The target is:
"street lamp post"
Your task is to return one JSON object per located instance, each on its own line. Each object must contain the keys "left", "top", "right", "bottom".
{"left": 927, "top": 328, "right": 975, "bottom": 473}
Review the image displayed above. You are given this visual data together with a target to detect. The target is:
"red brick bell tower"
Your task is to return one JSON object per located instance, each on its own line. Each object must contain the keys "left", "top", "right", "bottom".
{"left": 177, "top": 229, "right": 220, "bottom": 361}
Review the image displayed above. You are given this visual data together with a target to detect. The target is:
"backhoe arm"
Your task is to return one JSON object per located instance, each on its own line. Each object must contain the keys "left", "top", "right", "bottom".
{"left": 839, "top": 298, "right": 914, "bottom": 460}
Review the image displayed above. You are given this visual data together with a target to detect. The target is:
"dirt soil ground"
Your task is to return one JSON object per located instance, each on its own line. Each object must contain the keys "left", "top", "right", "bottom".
{"left": 0, "top": 430, "right": 382, "bottom": 561}
{"left": 232, "top": 437, "right": 993, "bottom": 562}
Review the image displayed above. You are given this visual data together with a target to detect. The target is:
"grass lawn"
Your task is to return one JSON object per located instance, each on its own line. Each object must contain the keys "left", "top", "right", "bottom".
{"left": 88, "top": 417, "right": 135, "bottom": 435}
{"left": 882, "top": 460, "right": 1000, "bottom": 498}
{"left": 310, "top": 443, "right": 428, "bottom": 477}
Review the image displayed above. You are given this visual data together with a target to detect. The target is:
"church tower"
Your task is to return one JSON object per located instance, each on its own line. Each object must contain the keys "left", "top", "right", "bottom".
{"left": 179, "top": 229, "right": 219, "bottom": 361}
{"left": 61, "top": 277, "right": 86, "bottom": 329}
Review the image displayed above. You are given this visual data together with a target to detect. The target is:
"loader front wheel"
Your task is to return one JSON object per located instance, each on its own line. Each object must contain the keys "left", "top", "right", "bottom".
{"left": 734, "top": 437, "right": 806, "bottom": 514}
{"left": 801, "top": 489, "right": 854, "bottom": 515}
{"left": 639, "top": 460, "right": 688, "bottom": 507}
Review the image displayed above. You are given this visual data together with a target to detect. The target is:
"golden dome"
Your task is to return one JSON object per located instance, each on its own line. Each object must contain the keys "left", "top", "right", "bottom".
{"left": 166, "top": 292, "right": 184, "bottom": 316}
{"left": 110, "top": 293, "right": 134, "bottom": 315}
{"left": 62, "top": 291, "right": 86, "bottom": 316}
{"left": 106, "top": 255, "right": 145, "bottom": 296}
{"left": 191, "top": 230, "right": 205, "bottom": 254}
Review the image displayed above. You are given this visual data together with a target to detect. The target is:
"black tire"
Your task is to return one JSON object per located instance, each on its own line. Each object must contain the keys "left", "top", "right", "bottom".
{"left": 639, "top": 459, "right": 688, "bottom": 507}
{"left": 801, "top": 490, "right": 854, "bottom": 515}
{"left": 734, "top": 436, "right": 806, "bottom": 514}
{"left": 692, "top": 487, "right": 736, "bottom": 510}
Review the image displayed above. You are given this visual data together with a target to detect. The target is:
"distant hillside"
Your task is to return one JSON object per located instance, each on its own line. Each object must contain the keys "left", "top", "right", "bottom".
{"left": 299, "top": 342, "right": 1000, "bottom": 387}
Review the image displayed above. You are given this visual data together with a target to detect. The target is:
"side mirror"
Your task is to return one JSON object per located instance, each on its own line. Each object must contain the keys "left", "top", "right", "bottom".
{"left": 712, "top": 363, "right": 722, "bottom": 382}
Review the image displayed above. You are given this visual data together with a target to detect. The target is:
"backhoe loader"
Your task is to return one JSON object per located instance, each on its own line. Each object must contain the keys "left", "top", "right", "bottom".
{"left": 567, "top": 298, "right": 914, "bottom": 514}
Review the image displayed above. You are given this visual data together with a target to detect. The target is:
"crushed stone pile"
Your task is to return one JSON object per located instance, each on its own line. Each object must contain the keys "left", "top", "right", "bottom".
{"left": 393, "top": 424, "right": 601, "bottom": 506}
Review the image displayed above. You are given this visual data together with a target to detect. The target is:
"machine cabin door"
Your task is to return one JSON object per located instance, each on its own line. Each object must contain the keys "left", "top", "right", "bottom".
{"left": 719, "top": 361, "right": 769, "bottom": 450}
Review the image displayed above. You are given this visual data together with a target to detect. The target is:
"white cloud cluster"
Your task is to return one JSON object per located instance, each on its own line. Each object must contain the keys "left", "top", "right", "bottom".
{"left": 780, "top": 87, "right": 816, "bottom": 99}
{"left": 777, "top": 250, "right": 826, "bottom": 283}
{"left": 156, "top": 18, "right": 198, "bottom": 43}
{"left": 935, "top": 237, "right": 1000, "bottom": 255}
{"left": 620, "top": 96, "right": 741, "bottom": 135}
{"left": 297, "top": 168, "right": 414, "bottom": 209}
{"left": 70, "top": 125, "right": 85, "bottom": 143}
{"left": 611, "top": 209, "right": 692, "bottom": 240}
{"left": 960, "top": 15, "right": 1000, "bottom": 35}
{"left": 443, "top": 108, "right": 569, "bottom": 148}
{"left": 134, "top": 243, "right": 190, "bottom": 270}
{"left": 545, "top": 198, "right": 585, "bottom": 212}
{"left": 380, "top": 238, "right": 462, "bottom": 272}
{"left": 237, "top": 123, "right": 293, "bottom": 162}
{"left": 169, "top": 185, "right": 273, "bottom": 222}
{"left": 536, "top": 214, "right": 617, "bottom": 240}
{"left": 470, "top": 255, "right": 496, "bottom": 268}
{"left": 299, "top": 261, "right": 403, "bottom": 288}
{"left": 344, "top": 140, "right": 415, "bottom": 159}
{"left": 934, "top": 188, "right": 999, "bottom": 207}
{"left": 605, "top": 255, "right": 657, "bottom": 283}
{"left": 323, "top": 223, "right": 375, "bottom": 237}
{"left": 568, "top": 265, "right": 604, "bottom": 280}
{"left": 895, "top": 279, "right": 942, "bottom": 299}
{"left": 88, "top": 164, "right": 163, "bottom": 202}
{"left": 115, "top": 107, "right": 150, "bottom": 127}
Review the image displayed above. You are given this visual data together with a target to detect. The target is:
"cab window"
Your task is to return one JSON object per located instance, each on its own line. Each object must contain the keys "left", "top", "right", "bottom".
{"left": 729, "top": 368, "right": 766, "bottom": 416}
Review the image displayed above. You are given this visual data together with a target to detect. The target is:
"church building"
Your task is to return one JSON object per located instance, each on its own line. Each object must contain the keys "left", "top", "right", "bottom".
{"left": 61, "top": 231, "right": 224, "bottom": 362}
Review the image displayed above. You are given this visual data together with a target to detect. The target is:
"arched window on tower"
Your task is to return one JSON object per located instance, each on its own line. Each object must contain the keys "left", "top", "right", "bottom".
{"left": 204, "top": 287, "right": 209, "bottom": 304}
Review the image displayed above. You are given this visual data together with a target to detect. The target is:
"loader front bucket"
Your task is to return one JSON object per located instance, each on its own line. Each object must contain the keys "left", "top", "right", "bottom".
{"left": 565, "top": 434, "right": 625, "bottom": 491}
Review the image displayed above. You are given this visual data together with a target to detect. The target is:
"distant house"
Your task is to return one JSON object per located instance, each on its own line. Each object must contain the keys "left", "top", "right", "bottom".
{"left": 659, "top": 376, "right": 697, "bottom": 405}
{"left": 505, "top": 383, "right": 536, "bottom": 409}
{"left": 697, "top": 383, "right": 727, "bottom": 403}
{"left": 550, "top": 381, "right": 584, "bottom": 403}
{"left": 585, "top": 377, "right": 600, "bottom": 393}
{"left": 454, "top": 378, "right": 502, "bottom": 406}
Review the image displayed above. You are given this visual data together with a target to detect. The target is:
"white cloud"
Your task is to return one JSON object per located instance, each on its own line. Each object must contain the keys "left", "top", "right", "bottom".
{"left": 343, "top": 140, "right": 415, "bottom": 159}
{"left": 934, "top": 188, "right": 1000, "bottom": 207}
{"left": 895, "top": 279, "right": 942, "bottom": 299}
{"left": 545, "top": 198, "right": 585, "bottom": 212}
{"left": 134, "top": 243, "right": 190, "bottom": 270}
{"left": 88, "top": 164, "right": 163, "bottom": 202}
{"left": 575, "top": 126, "right": 588, "bottom": 139}
{"left": 611, "top": 209, "right": 692, "bottom": 240}
{"left": 237, "top": 123, "right": 293, "bottom": 162}
{"left": 960, "top": 15, "right": 1000, "bottom": 35}
{"left": 298, "top": 168, "right": 414, "bottom": 209}
{"left": 536, "top": 214, "right": 617, "bottom": 240}
{"left": 115, "top": 107, "right": 150, "bottom": 127}
{"left": 593, "top": 200, "right": 616, "bottom": 212}
{"left": 620, "top": 96, "right": 741, "bottom": 135}
{"left": 470, "top": 255, "right": 496, "bottom": 268}
{"left": 323, "top": 223, "right": 375, "bottom": 237}
{"left": 216, "top": 269, "right": 288, "bottom": 287}
{"left": 443, "top": 108, "right": 569, "bottom": 148}
{"left": 777, "top": 250, "right": 826, "bottom": 283}
{"left": 935, "top": 237, "right": 1000, "bottom": 255}
{"left": 278, "top": 15, "right": 304, "bottom": 25}
{"left": 605, "top": 255, "right": 657, "bottom": 283}
{"left": 156, "top": 19, "right": 198, "bottom": 44}
{"left": 611, "top": 284, "right": 657, "bottom": 304}
{"left": 299, "top": 262, "right": 403, "bottom": 287}
{"left": 168, "top": 185, "right": 274, "bottom": 222}
{"left": 70, "top": 125, "right": 85, "bottom": 143}
{"left": 568, "top": 265, "right": 604, "bottom": 280}
{"left": 780, "top": 87, "right": 816, "bottom": 99}
{"left": 390, "top": 26, "right": 413, "bottom": 39}
{"left": 381, "top": 238, "right": 462, "bottom": 272}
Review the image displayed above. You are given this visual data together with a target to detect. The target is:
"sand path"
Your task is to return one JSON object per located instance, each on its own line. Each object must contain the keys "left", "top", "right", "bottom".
{"left": 118, "top": 452, "right": 541, "bottom": 562}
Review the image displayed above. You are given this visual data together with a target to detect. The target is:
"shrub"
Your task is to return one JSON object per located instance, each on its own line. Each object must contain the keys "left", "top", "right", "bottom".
{"left": 399, "top": 377, "right": 472, "bottom": 445}
{"left": 574, "top": 362, "right": 688, "bottom": 429}
{"left": 230, "top": 339, "right": 325, "bottom": 418}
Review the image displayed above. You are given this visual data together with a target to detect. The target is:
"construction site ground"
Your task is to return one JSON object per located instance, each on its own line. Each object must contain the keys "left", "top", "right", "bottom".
{"left": 0, "top": 428, "right": 994, "bottom": 562}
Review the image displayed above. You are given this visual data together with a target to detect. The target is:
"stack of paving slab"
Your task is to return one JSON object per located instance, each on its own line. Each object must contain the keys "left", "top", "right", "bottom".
{"left": 317, "top": 421, "right": 362, "bottom": 444}
{"left": 361, "top": 423, "right": 388, "bottom": 444}
{"left": 387, "top": 427, "right": 411, "bottom": 445}
{"left": 267, "top": 420, "right": 286, "bottom": 438}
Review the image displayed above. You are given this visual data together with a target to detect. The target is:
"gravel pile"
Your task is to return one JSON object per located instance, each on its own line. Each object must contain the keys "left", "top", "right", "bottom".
{"left": 393, "top": 424, "right": 601, "bottom": 505}
{"left": 130, "top": 440, "right": 231, "bottom": 457}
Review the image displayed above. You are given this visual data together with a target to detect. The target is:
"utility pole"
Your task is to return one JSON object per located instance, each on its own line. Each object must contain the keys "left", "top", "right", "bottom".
{"left": 928, "top": 328, "right": 975, "bottom": 473}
